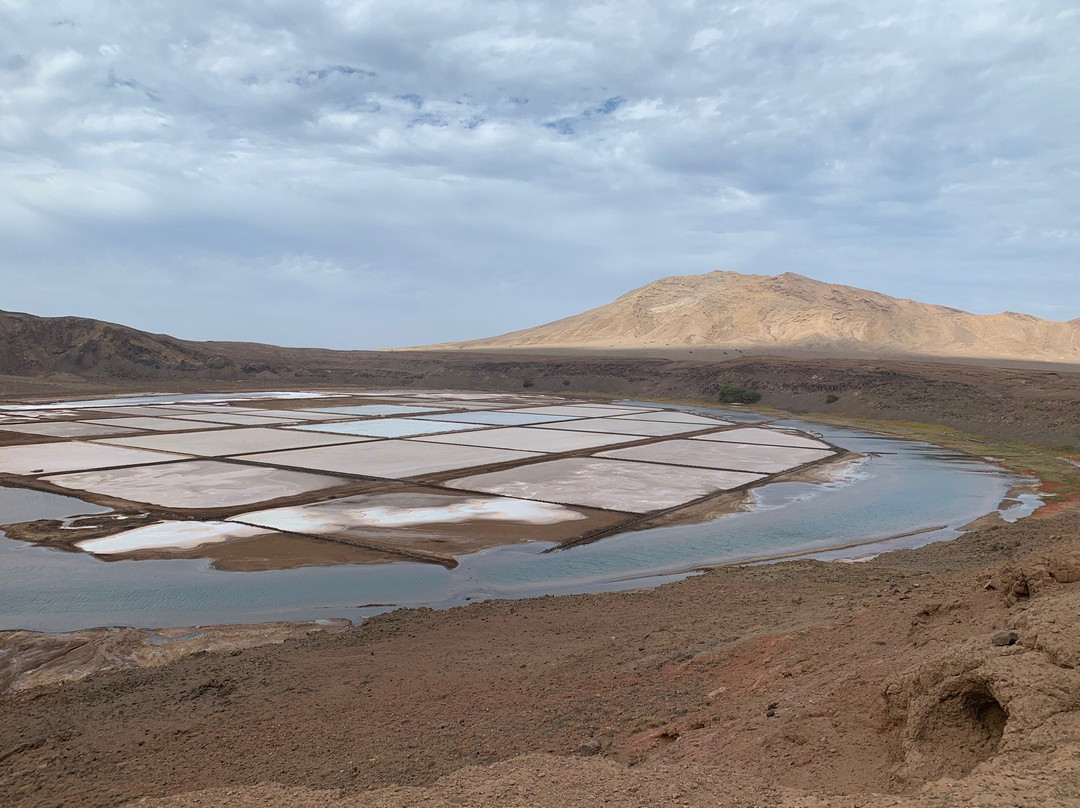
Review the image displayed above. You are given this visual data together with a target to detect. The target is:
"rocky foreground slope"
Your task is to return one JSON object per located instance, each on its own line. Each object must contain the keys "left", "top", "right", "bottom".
{"left": 2, "top": 511, "right": 1078, "bottom": 807}
{"left": 438, "top": 271, "right": 1080, "bottom": 362}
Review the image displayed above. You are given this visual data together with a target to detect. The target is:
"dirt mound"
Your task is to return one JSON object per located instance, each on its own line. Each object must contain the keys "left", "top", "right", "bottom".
{"left": 435, "top": 271, "right": 1080, "bottom": 362}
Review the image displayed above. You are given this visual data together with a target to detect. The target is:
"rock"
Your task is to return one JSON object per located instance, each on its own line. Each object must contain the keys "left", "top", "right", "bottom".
{"left": 1048, "top": 556, "right": 1080, "bottom": 584}
{"left": 992, "top": 630, "right": 1019, "bottom": 647}
{"left": 1005, "top": 572, "right": 1031, "bottom": 606}
{"left": 576, "top": 739, "right": 602, "bottom": 757}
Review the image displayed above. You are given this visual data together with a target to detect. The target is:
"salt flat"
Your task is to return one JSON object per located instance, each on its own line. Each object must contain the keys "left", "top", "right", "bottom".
{"left": 597, "top": 440, "right": 835, "bottom": 474}
{"left": 45, "top": 460, "right": 348, "bottom": 509}
{"left": 447, "top": 457, "right": 765, "bottom": 512}
{"left": 77, "top": 521, "right": 272, "bottom": 554}
{"left": 233, "top": 492, "right": 587, "bottom": 534}
{"left": 292, "top": 418, "right": 480, "bottom": 439}
{"left": 82, "top": 417, "right": 225, "bottom": 432}
{"left": 95, "top": 427, "right": 371, "bottom": 457}
{"left": 531, "top": 417, "right": 705, "bottom": 437}
{"left": 302, "top": 404, "right": 443, "bottom": 418}
{"left": 417, "top": 411, "right": 579, "bottom": 426}
{"left": 93, "top": 406, "right": 201, "bottom": 417}
{"left": 509, "top": 404, "right": 656, "bottom": 418}
{"left": 0, "top": 421, "right": 140, "bottom": 439}
{"left": 691, "top": 426, "right": 830, "bottom": 450}
{"left": 164, "top": 412, "right": 303, "bottom": 426}
{"left": 412, "top": 426, "right": 643, "bottom": 453}
{"left": 241, "top": 440, "right": 542, "bottom": 479}
{"left": 0, "top": 441, "right": 186, "bottom": 476}
{"left": 613, "top": 411, "right": 731, "bottom": 426}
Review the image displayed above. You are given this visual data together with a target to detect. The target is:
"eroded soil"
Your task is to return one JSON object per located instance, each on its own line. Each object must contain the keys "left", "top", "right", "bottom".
{"left": 1, "top": 509, "right": 1078, "bottom": 807}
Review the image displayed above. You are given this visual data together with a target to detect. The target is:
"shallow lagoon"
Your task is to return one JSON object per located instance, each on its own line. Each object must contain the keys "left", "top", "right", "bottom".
{"left": 0, "top": 408, "right": 1037, "bottom": 632}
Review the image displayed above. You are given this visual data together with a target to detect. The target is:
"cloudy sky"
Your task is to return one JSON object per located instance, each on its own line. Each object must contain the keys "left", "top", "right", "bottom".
{"left": 1, "top": 0, "right": 1077, "bottom": 348}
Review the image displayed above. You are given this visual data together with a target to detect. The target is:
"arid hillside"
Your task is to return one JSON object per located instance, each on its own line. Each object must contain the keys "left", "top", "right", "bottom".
{"left": 0, "top": 310, "right": 238, "bottom": 379}
{"left": 434, "top": 271, "right": 1080, "bottom": 362}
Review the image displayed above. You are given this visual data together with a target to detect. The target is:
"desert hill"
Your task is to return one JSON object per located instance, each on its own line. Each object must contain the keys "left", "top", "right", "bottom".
{"left": 435, "top": 271, "right": 1080, "bottom": 362}
{"left": 0, "top": 309, "right": 241, "bottom": 379}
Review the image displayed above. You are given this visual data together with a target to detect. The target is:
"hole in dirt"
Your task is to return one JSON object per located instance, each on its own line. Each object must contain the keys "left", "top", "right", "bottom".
{"left": 914, "top": 683, "right": 1007, "bottom": 780}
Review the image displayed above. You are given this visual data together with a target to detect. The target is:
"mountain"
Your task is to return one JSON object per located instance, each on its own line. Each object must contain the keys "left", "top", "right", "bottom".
{"left": 0, "top": 310, "right": 238, "bottom": 379}
{"left": 433, "top": 271, "right": 1080, "bottom": 362}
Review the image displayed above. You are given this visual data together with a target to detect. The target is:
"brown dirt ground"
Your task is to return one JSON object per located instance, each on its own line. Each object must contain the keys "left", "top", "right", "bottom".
{"left": 1, "top": 509, "right": 1078, "bottom": 808}
{"left": 2, "top": 356, "right": 1079, "bottom": 806}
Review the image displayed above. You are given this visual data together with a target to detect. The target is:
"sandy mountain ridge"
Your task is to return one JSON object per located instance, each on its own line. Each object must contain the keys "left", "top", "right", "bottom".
{"left": 436, "top": 271, "right": 1080, "bottom": 362}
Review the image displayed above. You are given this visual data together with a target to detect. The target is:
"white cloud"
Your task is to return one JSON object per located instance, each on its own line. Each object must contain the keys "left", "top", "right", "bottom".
{"left": 0, "top": 0, "right": 1076, "bottom": 348}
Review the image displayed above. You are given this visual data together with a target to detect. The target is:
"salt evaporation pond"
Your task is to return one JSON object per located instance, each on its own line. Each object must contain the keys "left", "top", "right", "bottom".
{"left": 0, "top": 409, "right": 1038, "bottom": 632}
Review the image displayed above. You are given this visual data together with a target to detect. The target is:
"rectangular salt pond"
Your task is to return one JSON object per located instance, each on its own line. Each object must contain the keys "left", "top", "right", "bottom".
{"left": 93, "top": 406, "right": 204, "bottom": 417}
{"left": 0, "top": 442, "right": 187, "bottom": 476}
{"left": 531, "top": 418, "right": 708, "bottom": 437}
{"left": 597, "top": 440, "right": 835, "bottom": 474}
{"left": 169, "top": 405, "right": 288, "bottom": 414}
{"left": 290, "top": 419, "right": 481, "bottom": 439}
{"left": 0, "top": 421, "right": 141, "bottom": 439}
{"left": 509, "top": 405, "right": 657, "bottom": 418}
{"left": 691, "top": 426, "right": 830, "bottom": 450}
{"left": 95, "top": 427, "right": 373, "bottom": 457}
{"left": 382, "top": 391, "right": 565, "bottom": 403}
{"left": 232, "top": 492, "right": 589, "bottom": 534}
{"left": 411, "top": 426, "right": 644, "bottom": 453}
{"left": 0, "top": 391, "right": 345, "bottom": 411}
{"left": 170, "top": 406, "right": 344, "bottom": 420}
{"left": 376, "top": 399, "right": 506, "bottom": 410}
{"left": 416, "top": 411, "right": 580, "bottom": 426}
{"left": 82, "top": 417, "right": 227, "bottom": 432}
{"left": 164, "top": 412, "right": 304, "bottom": 426}
{"left": 613, "top": 411, "right": 732, "bottom": 426}
{"left": 236, "top": 409, "right": 349, "bottom": 421}
{"left": 224, "top": 490, "right": 636, "bottom": 556}
{"left": 447, "top": 457, "right": 765, "bottom": 513}
{"left": 0, "top": 409, "right": 85, "bottom": 420}
{"left": 300, "top": 404, "right": 444, "bottom": 418}
{"left": 241, "top": 440, "right": 541, "bottom": 479}
{"left": 45, "top": 459, "right": 348, "bottom": 509}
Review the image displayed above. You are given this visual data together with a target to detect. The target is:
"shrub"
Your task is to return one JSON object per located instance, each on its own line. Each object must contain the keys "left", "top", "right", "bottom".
{"left": 522, "top": 379, "right": 535, "bottom": 388}
{"left": 825, "top": 393, "right": 839, "bottom": 404}
{"left": 716, "top": 384, "right": 762, "bottom": 405}
{"left": 562, "top": 379, "right": 571, "bottom": 386}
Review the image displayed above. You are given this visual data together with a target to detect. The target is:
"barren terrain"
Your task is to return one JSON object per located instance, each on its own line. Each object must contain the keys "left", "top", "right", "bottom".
{"left": 1, "top": 507, "right": 1077, "bottom": 807}
{"left": 435, "top": 271, "right": 1080, "bottom": 363}
{"left": 2, "top": 312, "right": 1079, "bottom": 807}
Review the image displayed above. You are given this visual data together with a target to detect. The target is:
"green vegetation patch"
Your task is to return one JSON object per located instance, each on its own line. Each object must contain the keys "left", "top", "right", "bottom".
{"left": 716, "top": 384, "right": 762, "bottom": 405}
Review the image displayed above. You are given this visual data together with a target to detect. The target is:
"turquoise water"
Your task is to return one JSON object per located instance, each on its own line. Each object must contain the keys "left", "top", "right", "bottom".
{"left": 0, "top": 409, "right": 1033, "bottom": 632}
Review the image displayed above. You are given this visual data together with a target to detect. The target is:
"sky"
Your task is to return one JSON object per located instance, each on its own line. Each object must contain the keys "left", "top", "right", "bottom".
{"left": 0, "top": 0, "right": 1077, "bottom": 349}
